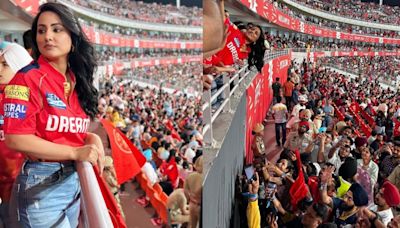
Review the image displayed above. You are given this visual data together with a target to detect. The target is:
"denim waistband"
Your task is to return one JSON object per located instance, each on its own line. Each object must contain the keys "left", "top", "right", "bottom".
{"left": 21, "top": 161, "right": 76, "bottom": 175}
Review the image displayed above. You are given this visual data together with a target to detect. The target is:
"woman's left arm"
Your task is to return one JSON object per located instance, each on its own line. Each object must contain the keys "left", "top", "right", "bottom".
{"left": 86, "top": 132, "right": 105, "bottom": 174}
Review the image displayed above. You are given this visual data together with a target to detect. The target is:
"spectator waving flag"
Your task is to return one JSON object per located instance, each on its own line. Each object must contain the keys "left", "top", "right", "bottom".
{"left": 101, "top": 119, "right": 146, "bottom": 184}
{"left": 289, "top": 150, "right": 309, "bottom": 210}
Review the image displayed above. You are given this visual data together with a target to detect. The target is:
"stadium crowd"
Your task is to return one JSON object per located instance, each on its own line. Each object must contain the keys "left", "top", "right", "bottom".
{"left": 97, "top": 48, "right": 201, "bottom": 62}
{"left": 78, "top": 18, "right": 202, "bottom": 41}
{"left": 263, "top": 33, "right": 399, "bottom": 51}
{"left": 272, "top": 0, "right": 400, "bottom": 39}
{"left": 96, "top": 75, "right": 203, "bottom": 226}
{"left": 71, "top": 0, "right": 202, "bottom": 26}
{"left": 235, "top": 58, "right": 400, "bottom": 227}
{"left": 293, "top": 0, "right": 400, "bottom": 26}
{"left": 122, "top": 63, "right": 203, "bottom": 94}
{"left": 319, "top": 56, "right": 400, "bottom": 87}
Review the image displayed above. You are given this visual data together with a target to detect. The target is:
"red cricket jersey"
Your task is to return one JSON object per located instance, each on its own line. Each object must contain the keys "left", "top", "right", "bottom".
{"left": 0, "top": 85, "right": 24, "bottom": 201}
{"left": 3, "top": 55, "right": 90, "bottom": 147}
{"left": 203, "top": 22, "right": 248, "bottom": 67}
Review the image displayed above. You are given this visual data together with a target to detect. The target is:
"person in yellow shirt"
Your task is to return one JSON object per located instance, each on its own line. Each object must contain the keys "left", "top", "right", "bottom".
{"left": 247, "top": 172, "right": 261, "bottom": 228}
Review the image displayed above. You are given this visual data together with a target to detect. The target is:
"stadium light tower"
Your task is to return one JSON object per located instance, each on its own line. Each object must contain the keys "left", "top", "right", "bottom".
{"left": 177, "top": 0, "right": 180, "bottom": 8}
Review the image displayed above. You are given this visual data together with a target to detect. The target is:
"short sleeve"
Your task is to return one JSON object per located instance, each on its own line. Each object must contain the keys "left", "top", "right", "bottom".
{"left": 332, "top": 197, "right": 342, "bottom": 210}
{"left": 3, "top": 71, "right": 41, "bottom": 134}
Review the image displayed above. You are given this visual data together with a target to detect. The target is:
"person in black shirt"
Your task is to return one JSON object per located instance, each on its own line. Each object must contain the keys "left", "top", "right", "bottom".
{"left": 272, "top": 77, "right": 281, "bottom": 105}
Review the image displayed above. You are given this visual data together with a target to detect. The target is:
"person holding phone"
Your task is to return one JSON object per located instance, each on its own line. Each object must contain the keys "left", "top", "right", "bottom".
{"left": 246, "top": 172, "right": 261, "bottom": 228}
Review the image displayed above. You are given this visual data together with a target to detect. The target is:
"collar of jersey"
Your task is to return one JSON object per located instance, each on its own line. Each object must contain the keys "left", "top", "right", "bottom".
{"left": 38, "top": 55, "right": 76, "bottom": 84}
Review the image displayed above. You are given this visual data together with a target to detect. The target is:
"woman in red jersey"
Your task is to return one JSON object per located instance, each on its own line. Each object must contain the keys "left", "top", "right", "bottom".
{"left": 3, "top": 3, "right": 104, "bottom": 227}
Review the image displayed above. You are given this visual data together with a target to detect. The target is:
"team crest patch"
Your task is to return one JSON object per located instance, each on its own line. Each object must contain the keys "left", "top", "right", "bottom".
{"left": 234, "top": 37, "right": 241, "bottom": 47}
{"left": 4, "top": 103, "right": 27, "bottom": 119}
{"left": 46, "top": 93, "right": 66, "bottom": 109}
{"left": 4, "top": 85, "right": 30, "bottom": 101}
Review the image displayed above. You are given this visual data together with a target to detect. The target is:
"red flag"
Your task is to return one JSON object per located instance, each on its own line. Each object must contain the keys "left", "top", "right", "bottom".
{"left": 101, "top": 119, "right": 146, "bottom": 184}
{"left": 165, "top": 120, "right": 182, "bottom": 141}
{"left": 289, "top": 150, "right": 309, "bottom": 209}
{"left": 93, "top": 166, "right": 127, "bottom": 228}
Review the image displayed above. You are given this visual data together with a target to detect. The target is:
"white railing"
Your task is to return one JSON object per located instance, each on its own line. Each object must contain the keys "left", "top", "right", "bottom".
{"left": 282, "top": 0, "right": 400, "bottom": 32}
{"left": 202, "top": 50, "right": 289, "bottom": 147}
{"left": 57, "top": 0, "right": 202, "bottom": 34}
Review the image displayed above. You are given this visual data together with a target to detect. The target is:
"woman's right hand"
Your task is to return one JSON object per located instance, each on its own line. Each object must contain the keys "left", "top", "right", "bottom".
{"left": 74, "top": 144, "right": 100, "bottom": 165}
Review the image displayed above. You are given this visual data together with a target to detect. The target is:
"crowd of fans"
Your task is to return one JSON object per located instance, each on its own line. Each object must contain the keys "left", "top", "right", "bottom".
{"left": 272, "top": 0, "right": 400, "bottom": 38}
{"left": 70, "top": 0, "right": 202, "bottom": 26}
{"left": 263, "top": 32, "right": 399, "bottom": 51}
{"left": 94, "top": 78, "right": 203, "bottom": 226}
{"left": 97, "top": 48, "right": 201, "bottom": 62}
{"left": 319, "top": 56, "right": 400, "bottom": 87}
{"left": 78, "top": 18, "right": 202, "bottom": 41}
{"left": 294, "top": 0, "right": 400, "bottom": 26}
{"left": 121, "top": 63, "right": 203, "bottom": 94}
{"left": 238, "top": 59, "right": 400, "bottom": 228}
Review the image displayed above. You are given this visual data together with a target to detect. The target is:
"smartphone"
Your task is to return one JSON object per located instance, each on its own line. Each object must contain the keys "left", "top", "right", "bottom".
{"left": 265, "top": 182, "right": 277, "bottom": 199}
{"left": 244, "top": 166, "right": 255, "bottom": 181}
{"left": 318, "top": 127, "right": 327, "bottom": 133}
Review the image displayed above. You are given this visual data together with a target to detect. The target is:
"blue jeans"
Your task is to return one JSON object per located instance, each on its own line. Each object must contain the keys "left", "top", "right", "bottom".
{"left": 9, "top": 161, "right": 81, "bottom": 228}
{"left": 275, "top": 123, "right": 286, "bottom": 146}
{"left": 322, "top": 115, "right": 333, "bottom": 128}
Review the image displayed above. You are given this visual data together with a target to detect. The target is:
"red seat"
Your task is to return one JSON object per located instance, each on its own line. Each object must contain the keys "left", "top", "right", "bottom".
{"left": 144, "top": 182, "right": 157, "bottom": 201}
{"left": 153, "top": 183, "right": 163, "bottom": 195}
{"left": 139, "top": 173, "right": 150, "bottom": 191}
{"left": 150, "top": 193, "right": 168, "bottom": 225}
{"left": 159, "top": 191, "right": 168, "bottom": 204}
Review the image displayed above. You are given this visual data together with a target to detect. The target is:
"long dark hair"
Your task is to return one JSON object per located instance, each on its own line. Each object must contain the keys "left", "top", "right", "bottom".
{"left": 247, "top": 25, "right": 266, "bottom": 73}
{"left": 31, "top": 2, "right": 98, "bottom": 118}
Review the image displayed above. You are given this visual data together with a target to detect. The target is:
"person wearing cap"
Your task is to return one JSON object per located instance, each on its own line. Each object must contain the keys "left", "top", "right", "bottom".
{"left": 0, "top": 43, "right": 33, "bottom": 227}
{"left": 284, "top": 120, "right": 313, "bottom": 154}
{"left": 369, "top": 181, "right": 400, "bottom": 226}
{"left": 251, "top": 123, "right": 265, "bottom": 163}
{"left": 102, "top": 156, "right": 125, "bottom": 219}
{"left": 289, "top": 94, "right": 307, "bottom": 126}
{"left": 353, "top": 137, "right": 368, "bottom": 159}
{"left": 271, "top": 96, "right": 288, "bottom": 147}
{"left": 320, "top": 166, "right": 368, "bottom": 227}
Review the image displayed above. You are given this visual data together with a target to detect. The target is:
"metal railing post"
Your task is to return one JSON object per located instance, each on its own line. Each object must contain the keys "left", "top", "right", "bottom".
{"left": 222, "top": 73, "right": 231, "bottom": 112}
{"left": 202, "top": 88, "right": 213, "bottom": 146}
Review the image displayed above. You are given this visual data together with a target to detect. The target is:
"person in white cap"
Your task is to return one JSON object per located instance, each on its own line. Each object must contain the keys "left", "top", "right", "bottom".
{"left": 0, "top": 43, "right": 33, "bottom": 227}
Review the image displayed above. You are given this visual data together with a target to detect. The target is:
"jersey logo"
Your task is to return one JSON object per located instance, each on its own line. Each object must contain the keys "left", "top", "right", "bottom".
{"left": 4, "top": 85, "right": 30, "bottom": 101}
{"left": 3, "top": 103, "right": 27, "bottom": 119}
{"left": 46, "top": 93, "right": 66, "bottom": 109}
{"left": 234, "top": 37, "right": 240, "bottom": 47}
{"left": 18, "top": 61, "right": 39, "bottom": 73}
{"left": 45, "top": 115, "right": 90, "bottom": 133}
